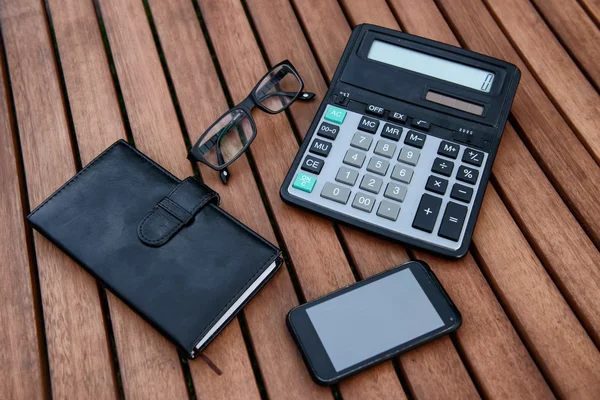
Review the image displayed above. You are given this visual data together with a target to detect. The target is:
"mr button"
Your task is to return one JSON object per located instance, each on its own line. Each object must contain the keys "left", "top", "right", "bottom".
{"left": 381, "top": 123, "right": 402, "bottom": 141}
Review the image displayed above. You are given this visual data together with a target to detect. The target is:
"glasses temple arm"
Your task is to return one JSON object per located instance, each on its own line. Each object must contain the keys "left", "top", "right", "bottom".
{"left": 215, "top": 140, "right": 230, "bottom": 184}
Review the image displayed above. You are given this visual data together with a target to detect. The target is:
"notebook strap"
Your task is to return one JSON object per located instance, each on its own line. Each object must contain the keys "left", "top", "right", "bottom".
{"left": 138, "top": 177, "right": 219, "bottom": 246}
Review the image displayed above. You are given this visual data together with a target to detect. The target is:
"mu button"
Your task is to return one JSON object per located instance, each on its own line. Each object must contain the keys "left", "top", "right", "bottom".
{"left": 309, "top": 138, "right": 332, "bottom": 157}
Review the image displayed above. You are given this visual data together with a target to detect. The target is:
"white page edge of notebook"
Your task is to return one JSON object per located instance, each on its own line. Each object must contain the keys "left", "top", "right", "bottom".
{"left": 196, "top": 260, "right": 279, "bottom": 349}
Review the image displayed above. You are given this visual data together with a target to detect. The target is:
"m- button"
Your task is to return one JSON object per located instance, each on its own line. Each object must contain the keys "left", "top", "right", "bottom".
{"left": 404, "top": 130, "right": 426, "bottom": 148}
{"left": 365, "top": 104, "right": 385, "bottom": 116}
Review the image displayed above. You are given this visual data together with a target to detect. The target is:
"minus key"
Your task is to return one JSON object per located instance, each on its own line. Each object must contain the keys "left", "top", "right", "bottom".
{"left": 450, "top": 184, "right": 473, "bottom": 203}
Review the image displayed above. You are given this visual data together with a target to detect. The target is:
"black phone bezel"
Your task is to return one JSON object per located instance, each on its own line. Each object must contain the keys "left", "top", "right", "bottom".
{"left": 286, "top": 260, "right": 462, "bottom": 385}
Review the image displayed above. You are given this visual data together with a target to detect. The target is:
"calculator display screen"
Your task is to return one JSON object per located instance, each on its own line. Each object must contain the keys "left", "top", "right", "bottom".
{"left": 305, "top": 268, "right": 444, "bottom": 371}
{"left": 368, "top": 40, "right": 495, "bottom": 93}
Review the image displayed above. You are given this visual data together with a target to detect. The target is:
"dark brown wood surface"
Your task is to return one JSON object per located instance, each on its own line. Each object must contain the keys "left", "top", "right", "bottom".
{"left": 1, "top": 0, "right": 599, "bottom": 398}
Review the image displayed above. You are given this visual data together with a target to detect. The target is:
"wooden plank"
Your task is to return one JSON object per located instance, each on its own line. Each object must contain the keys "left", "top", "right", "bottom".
{"left": 531, "top": 0, "right": 600, "bottom": 89}
{"left": 390, "top": 0, "right": 600, "bottom": 350}
{"left": 146, "top": 0, "right": 328, "bottom": 398}
{"left": 390, "top": 0, "right": 600, "bottom": 392}
{"left": 197, "top": 1, "right": 408, "bottom": 398}
{"left": 579, "top": 0, "right": 600, "bottom": 26}
{"left": 475, "top": 187, "right": 600, "bottom": 398}
{"left": 0, "top": 0, "right": 117, "bottom": 398}
{"left": 493, "top": 126, "right": 600, "bottom": 345}
{"left": 0, "top": 43, "right": 45, "bottom": 399}
{"left": 92, "top": 0, "right": 263, "bottom": 397}
{"left": 482, "top": 0, "right": 600, "bottom": 164}
{"left": 435, "top": 0, "right": 600, "bottom": 256}
{"left": 253, "top": 0, "right": 479, "bottom": 398}
{"left": 295, "top": 1, "right": 556, "bottom": 399}
{"left": 44, "top": 1, "right": 189, "bottom": 397}
{"left": 338, "top": 0, "right": 398, "bottom": 30}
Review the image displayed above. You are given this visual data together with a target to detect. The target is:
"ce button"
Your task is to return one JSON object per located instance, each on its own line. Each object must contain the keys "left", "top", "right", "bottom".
{"left": 301, "top": 155, "right": 324, "bottom": 175}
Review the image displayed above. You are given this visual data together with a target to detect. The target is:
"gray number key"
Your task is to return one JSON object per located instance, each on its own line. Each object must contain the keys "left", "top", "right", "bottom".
{"left": 335, "top": 166, "right": 359, "bottom": 186}
{"left": 391, "top": 164, "right": 414, "bottom": 184}
{"left": 352, "top": 192, "right": 376, "bottom": 213}
{"left": 377, "top": 200, "right": 401, "bottom": 221}
{"left": 320, "top": 182, "right": 351, "bottom": 204}
{"left": 366, "top": 156, "right": 390, "bottom": 176}
{"left": 374, "top": 140, "right": 397, "bottom": 158}
{"left": 350, "top": 132, "right": 372, "bottom": 151}
{"left": 360, "top": 175, "right": 383, "bottom": 194}
{"left": 343, "top": 149, "right": 366, "bottom": 168}
{"left": 384, "top": 182, "right": 407, "bottom": 202}
{"left": 398, "top": 147, "right": 420, "bottom": 165}
{"left": 359, "top": 174, "right": 383, "bottom": 194}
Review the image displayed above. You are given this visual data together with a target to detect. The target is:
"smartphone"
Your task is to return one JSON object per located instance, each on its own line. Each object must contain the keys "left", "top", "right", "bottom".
{"left": 287, "top": 260, "right": 461, "bottom": 385}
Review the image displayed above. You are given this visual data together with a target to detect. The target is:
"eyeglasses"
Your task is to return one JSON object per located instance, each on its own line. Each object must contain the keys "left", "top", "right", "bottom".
{"left": 188, "top": 60, "right": 315, "bottom": 184}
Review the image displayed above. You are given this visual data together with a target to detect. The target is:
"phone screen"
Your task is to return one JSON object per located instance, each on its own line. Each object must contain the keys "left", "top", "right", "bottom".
{"left": 305, "top": 268, "right": 444, "bottom": 372}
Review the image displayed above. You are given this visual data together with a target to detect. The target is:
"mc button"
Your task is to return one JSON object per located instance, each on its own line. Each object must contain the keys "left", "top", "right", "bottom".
{"left": 358, "top": 116, "right": 380, "bottom": 134}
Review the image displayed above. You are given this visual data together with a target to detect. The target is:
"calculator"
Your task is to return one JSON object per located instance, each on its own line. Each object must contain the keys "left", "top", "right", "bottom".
{"left": 281, "top": 24, "right": 520, "bottom": 258}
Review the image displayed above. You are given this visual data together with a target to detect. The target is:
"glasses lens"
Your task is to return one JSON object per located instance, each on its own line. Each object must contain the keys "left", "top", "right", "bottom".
{"left": 254, "top": 64, "right": 301, "bottom": 113}
{"left": 196, "top": 109, "right": 254, "bottom": 168}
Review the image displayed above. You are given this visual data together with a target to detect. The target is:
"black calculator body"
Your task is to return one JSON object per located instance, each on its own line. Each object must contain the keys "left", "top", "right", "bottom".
{"left": 281, "top": 24, "right": 520, "bottom": 258}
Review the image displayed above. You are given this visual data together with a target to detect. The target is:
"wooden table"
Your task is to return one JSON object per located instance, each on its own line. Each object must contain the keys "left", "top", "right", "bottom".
{"left": 1, "top": 0, "right": 599, "bottom": 398}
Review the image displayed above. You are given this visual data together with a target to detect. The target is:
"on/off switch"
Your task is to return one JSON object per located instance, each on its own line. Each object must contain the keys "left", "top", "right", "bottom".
{"left": 365, "top": 104, "right": 385, "bottom": 117}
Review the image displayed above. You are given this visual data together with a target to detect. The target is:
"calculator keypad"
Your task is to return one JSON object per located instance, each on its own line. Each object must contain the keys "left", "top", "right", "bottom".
{"left": 287, "top": 105, "right": 487, "bottom": 251}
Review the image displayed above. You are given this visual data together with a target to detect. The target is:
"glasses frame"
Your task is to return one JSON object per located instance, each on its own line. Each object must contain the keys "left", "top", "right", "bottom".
{"left": 188, "top": 60, "right": 305, "bottom": 172}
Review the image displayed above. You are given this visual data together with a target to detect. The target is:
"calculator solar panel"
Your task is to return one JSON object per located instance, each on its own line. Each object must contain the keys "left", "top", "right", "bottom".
{"left": 281, "top": 25, "right": 520, "bottom": 258}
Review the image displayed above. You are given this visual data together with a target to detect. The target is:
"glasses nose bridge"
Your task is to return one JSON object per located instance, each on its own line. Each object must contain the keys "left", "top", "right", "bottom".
{"left": 238, "top": 95, "right": 257, "bottom": 112}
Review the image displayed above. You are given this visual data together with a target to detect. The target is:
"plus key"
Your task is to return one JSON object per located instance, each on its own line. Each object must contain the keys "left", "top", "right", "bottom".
{"left": 412, "top": 194, "right": 442, "bottom": 233}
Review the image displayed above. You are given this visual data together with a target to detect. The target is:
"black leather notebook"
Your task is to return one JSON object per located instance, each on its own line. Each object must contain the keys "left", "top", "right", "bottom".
{"left": 27, "top": 140, "right": 282, "bottom": 358}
